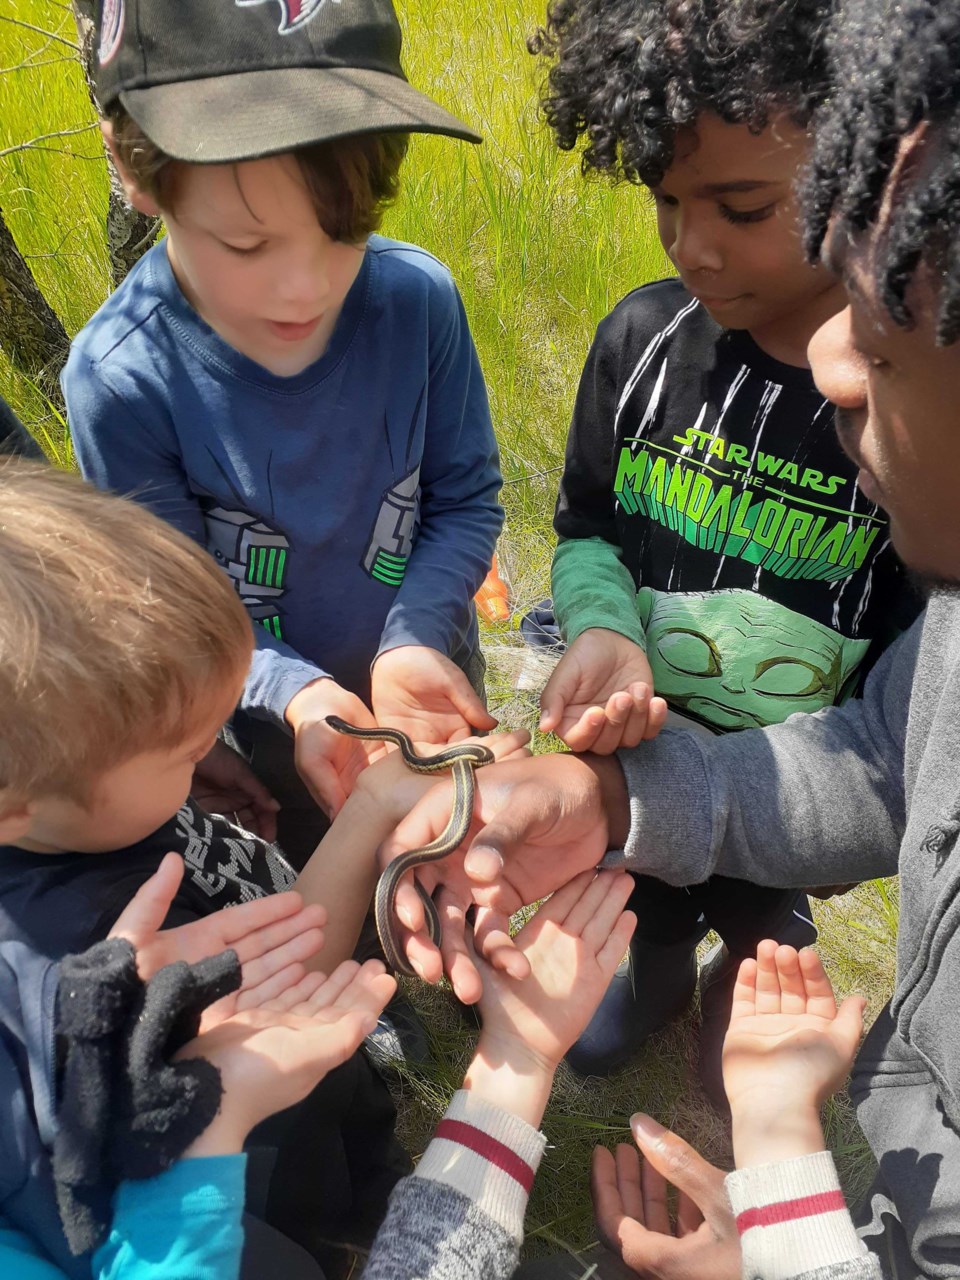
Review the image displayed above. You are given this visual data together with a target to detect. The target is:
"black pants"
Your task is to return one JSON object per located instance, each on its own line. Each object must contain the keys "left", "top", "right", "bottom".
{"left": 627, "top": 872, "right": 811, "bottom": 954}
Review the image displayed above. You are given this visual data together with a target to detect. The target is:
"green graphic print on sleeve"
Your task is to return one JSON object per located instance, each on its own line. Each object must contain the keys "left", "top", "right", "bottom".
{"left": 554, "top": 279, "right": 914, "bottom": 733}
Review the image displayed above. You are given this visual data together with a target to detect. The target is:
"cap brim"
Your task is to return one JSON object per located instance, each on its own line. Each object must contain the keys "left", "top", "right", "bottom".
{"left": 120, "top": 65, "right": 482, "bottom": 162}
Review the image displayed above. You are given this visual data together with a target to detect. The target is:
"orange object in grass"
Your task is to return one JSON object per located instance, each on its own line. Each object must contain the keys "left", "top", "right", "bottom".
{"left": 475, "top": 554, "right": 510, "bottom": 623}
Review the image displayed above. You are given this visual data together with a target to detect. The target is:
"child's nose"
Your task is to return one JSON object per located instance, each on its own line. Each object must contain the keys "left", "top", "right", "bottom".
{"left": 277, "top": 242, "right": 331, "bottom": 307}
{"left": 670, "top": 210, "right": 724, "bottom": 275}
{"left": 809, "top": 308, "right": 867, "bottom": 410}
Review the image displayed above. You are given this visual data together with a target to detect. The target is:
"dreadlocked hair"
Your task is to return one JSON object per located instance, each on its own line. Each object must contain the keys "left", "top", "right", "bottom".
{"left": 528, "top": 0, "right": 833, "bottom": 188}
{"left": 806, "top": 0, "right": 960, "bottom": 345}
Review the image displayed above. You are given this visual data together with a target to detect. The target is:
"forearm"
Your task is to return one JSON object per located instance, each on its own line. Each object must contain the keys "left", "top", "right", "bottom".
{"left": 607, "top": 615, "right": 920, "bottom": 887}
{"left": 462, "top": 1034, "right": 554, "bottom": 1130}
{"left": 552, "top": 537, "right": 645, "bottom": 646}
{"left": 726, "top": 1151, "right": 879, "bottom": 1280}
{"left": 293, "top": 789, "right": 395, "bottom": 970}
{"left": 379, "top": 502, "right": 502, "bottom": 658}
{"left": 241, "top": 641, "right": 327, "bottom": 728}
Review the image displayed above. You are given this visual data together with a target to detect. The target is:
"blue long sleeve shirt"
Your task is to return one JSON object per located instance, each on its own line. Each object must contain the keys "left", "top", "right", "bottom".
{"left": 63, "top": 236, "right": 503, "bottom": 725}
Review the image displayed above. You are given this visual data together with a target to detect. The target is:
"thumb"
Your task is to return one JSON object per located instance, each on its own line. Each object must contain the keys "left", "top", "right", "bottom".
{"left": 461, "top": 816, "right": 536, "bottom": 915}
{"left": 630, "top": 1113, "right": 726, "bottom": 1208}
{"left": 539, "top": 657, "right": 578, "bottom": 732}
{"left": 109, "top": 851, "right": 185, "bottom": 945}
{"left": 835, "top": 994, "right": 867, "bottom": 1048}
{"left": 446, "top": 668, "right": 498, "bottom": 731}
{"left": 299, "top": 757, "right": 347, "bottom": 819}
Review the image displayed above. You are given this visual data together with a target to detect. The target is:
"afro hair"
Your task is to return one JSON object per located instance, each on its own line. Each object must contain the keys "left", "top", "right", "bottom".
{"left": 528, "top": 0, "right": 834, "bottom": 187}
{"left": 805, "top": 0, "right": 960, "bottom": 345}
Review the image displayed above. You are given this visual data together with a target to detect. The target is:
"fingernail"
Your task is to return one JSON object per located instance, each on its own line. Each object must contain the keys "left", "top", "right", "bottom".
{"left": 630, "top": 1113, "right": 665, "bottom": 1145}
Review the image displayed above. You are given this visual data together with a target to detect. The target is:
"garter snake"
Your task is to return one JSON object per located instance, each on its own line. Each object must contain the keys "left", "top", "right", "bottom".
{"left": 326, "top": 716, "right": 495, "bottom": 976}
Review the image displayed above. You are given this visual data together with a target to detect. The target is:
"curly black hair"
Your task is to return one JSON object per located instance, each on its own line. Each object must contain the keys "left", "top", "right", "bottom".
{"left": 805, "top": 0, "right": 960, "bottom": 345}
{"left": 528, "top": 0, "right": 833, "bottom": 188}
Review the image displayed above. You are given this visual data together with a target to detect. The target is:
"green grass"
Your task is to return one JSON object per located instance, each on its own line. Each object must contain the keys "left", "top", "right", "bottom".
{"left": 0, "top": 0, "right": 896, "bottom": 1263}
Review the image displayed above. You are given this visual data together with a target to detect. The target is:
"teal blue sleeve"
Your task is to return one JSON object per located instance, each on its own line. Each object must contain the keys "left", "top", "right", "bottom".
{"left": 93, "top": 1156, "right": 246, "bottom": 1280}
{"left": 551, "top": 537, "right": 646, "bottom": 648}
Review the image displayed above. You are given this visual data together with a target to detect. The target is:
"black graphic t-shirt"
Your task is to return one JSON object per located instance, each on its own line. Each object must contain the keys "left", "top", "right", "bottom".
{"left": 554, "top": 279, "right": 917, "bottom": 732}
{"left": 0, "top": 799, "right": 296, "bottom": 963}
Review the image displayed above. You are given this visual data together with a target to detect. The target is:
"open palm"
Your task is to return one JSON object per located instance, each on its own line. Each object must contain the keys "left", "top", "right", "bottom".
{"left": 722, "top": 941, "right": 865, "bottom": 1113}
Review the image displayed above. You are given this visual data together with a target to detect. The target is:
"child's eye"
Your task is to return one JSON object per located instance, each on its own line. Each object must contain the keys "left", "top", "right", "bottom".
{"left": 719, "top": 203, "right": 776, "bottom": 225}
{"left": 220, "top": 240, "right": 266, "bottom": 256}
{"left": 651, "top": 189, "right": 678, "bottom": 209}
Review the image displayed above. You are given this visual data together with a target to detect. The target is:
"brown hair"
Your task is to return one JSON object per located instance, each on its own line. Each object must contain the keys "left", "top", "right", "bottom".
{"left": 0, "top": 462, "right": 253, "bottom": 804}
{"left": 107, "top": 106, "right": 409, "bottom": 242}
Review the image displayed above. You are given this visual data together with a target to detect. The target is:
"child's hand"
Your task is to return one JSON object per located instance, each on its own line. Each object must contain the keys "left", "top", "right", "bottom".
{"left": 475, "top": 870, "right": 636, "bottom": 1070}
{"left": 286, "top": 678, "right": 388, "bottom": 818}
{"left": 723, "top": 942, "right": 865, "bottom": 1168}
{"left": 723, "top": 942, "right": 865, "bottom": 1112}
{"left": 190, "top": 739, "right": 280, "bottom": 841}
{"left": 371, "top": 644, "right": 497, "bottom": 745}
{"left": 109, "top": 852, "right": 327, "bottom": 1024}
{"left": 539, "top": 628, "right": 667, "bottom": 753}
{"left": 177, "top": 958, "right": 396, "bottom": 1157}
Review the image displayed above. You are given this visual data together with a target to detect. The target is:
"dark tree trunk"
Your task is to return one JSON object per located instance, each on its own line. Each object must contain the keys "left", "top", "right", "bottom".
{"left": 72, "top": 0, "right": 158, "bottom": 287}
{"left": 0, "top": 206, "right": 69, "bottom": 383}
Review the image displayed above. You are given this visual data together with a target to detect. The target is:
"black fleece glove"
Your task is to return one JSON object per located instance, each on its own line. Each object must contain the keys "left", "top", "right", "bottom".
{"left": 52, "top": 937, "right": 241, "bottom": 1254}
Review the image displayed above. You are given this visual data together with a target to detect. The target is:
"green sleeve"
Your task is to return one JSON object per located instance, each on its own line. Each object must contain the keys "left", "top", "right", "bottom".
{"left": 551, "top": 537, "right": 646, "bottom": 648}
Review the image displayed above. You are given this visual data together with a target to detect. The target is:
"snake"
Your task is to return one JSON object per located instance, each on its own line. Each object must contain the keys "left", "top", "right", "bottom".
{"left": 326, "top": 716, "right": 495, "bottom": 976}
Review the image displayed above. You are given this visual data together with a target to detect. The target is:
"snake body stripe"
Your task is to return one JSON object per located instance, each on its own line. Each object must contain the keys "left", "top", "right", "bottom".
{"left": 326, "top": 716, "right": 494, "bottom": 976}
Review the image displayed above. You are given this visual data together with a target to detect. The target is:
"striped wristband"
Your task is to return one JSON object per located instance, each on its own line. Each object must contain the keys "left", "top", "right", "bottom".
{"left": 726, "top": 1151, "right": 865, "bottom": 1279}
{"left": 414, "top": 1091, "right": 547, "bottom": 1240}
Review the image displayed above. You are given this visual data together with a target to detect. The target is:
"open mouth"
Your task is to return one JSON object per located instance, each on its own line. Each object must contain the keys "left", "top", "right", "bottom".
{"left": 268, "top": 317, "right": 322, "bottom": 342}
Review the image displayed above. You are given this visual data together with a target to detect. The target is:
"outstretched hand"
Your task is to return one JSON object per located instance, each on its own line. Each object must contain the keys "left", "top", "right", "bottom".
{"left": 460, "top": 869, "right": 636, "bottom": 1129}
{"left": 109, "top": 852, "right": 327, "bottom": 1024}
{"left": 539, "top": 628, "right": 667, "bottom": 753}
{"left": 723, "top": 942, "right": 864, "bottom": 1168}
{"left": 371, "top": 644, "right": 498, "bottom": 745}
{"left": 475, "top": 869, "right": 636, "bottom": 1069}
{"left": 592, "top": 1118, "right": 740, "bottom": 1279}
{"left": 178, "top": 958, "right": 397, "bottom": 1157}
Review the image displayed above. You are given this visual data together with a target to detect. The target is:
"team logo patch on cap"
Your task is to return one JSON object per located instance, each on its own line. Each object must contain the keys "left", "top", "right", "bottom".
{"left": 98, "top": 0, "right": 124, "bottom": 64}
{"left": 235, "top": 0, "right": 335, "bottom": 35}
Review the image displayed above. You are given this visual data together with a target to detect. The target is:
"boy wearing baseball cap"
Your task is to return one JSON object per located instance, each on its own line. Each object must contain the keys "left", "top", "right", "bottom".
{"left": 63, "top": 0, "right": 503, "bottom": 884}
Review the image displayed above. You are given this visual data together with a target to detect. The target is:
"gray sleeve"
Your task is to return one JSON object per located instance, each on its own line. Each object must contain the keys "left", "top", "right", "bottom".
{"left": 610, "top": 609, "right": 923, "bottom": 889}
{"left": 363, "top": 1178, "right": 520, "bottom": 1280}
{"left": 785, "top": 1262, "right": 884, "bottom": 1280}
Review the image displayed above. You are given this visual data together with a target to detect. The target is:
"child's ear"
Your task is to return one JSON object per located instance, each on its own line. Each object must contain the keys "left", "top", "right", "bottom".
{"left": 100, "top": 119, "right": 161, "bottom": 217}
{"left": 0, "top": 796, "right": 34, "bottom": 845}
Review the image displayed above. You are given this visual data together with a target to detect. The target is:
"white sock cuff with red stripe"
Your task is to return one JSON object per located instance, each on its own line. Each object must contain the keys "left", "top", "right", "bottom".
{"left": 413, "top": 1091, "right": 547, "bottom": 1240}
{"left": 726, "top": 1151, "right": 865, "bottom": 1280}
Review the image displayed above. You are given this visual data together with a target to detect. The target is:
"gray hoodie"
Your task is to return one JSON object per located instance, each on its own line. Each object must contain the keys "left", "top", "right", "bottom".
{"left": 615, "top": 593, "right": 960, "bottom": 1277}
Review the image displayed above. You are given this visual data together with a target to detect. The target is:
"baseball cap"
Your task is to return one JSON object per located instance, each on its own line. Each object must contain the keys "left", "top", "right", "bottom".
{"left": 94, "top": 0, "right": 482, "bottom": 162}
